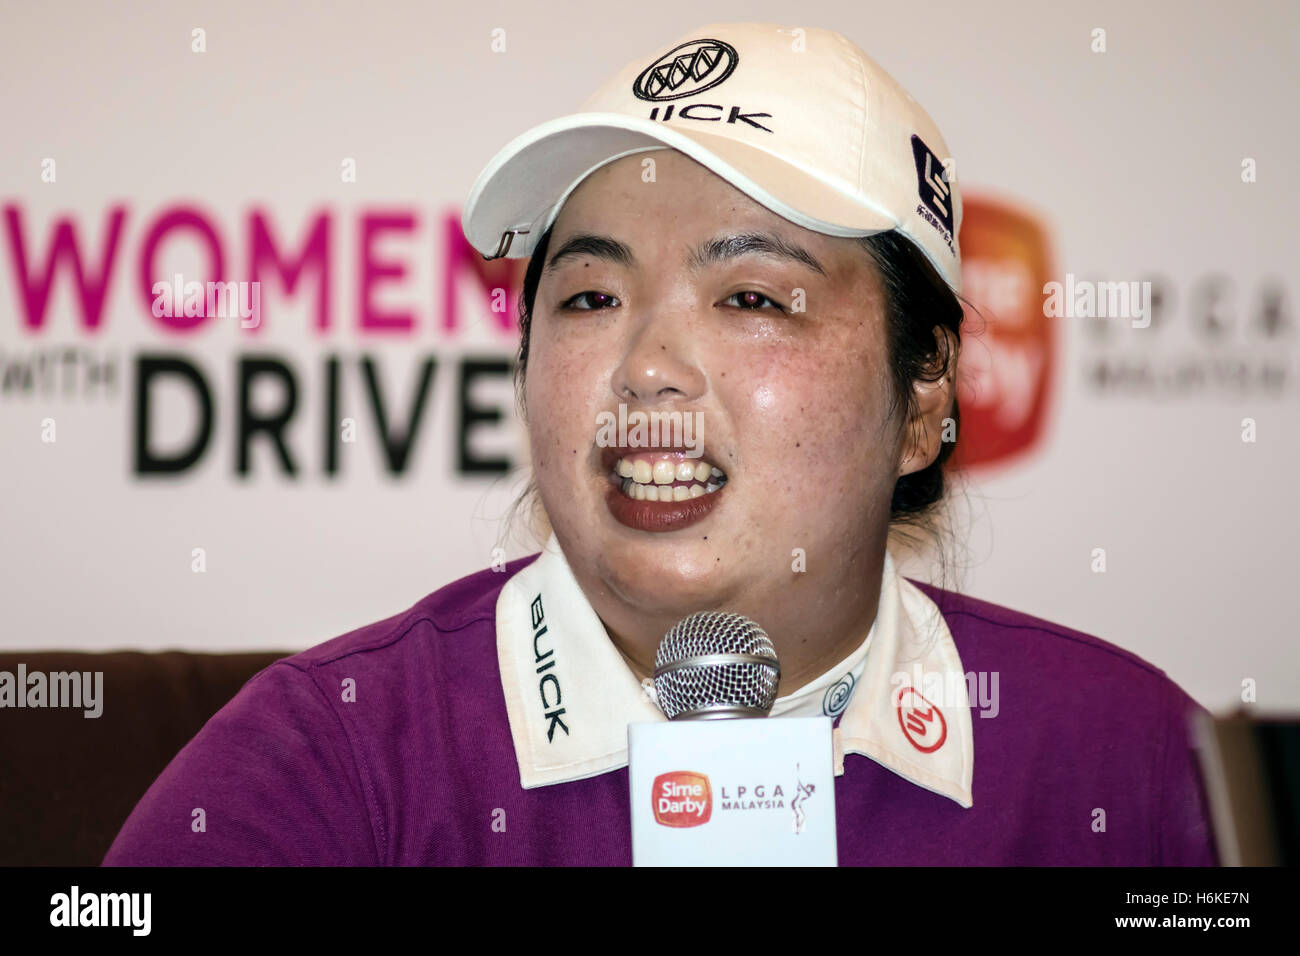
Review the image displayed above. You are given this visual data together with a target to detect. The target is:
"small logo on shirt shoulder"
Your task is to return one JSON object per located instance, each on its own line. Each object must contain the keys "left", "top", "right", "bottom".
{"left": 895, "top": 684, "right": 948, "bottom": 753}
{"left": 822, "top": 673, "right": 856, "bottom": 718}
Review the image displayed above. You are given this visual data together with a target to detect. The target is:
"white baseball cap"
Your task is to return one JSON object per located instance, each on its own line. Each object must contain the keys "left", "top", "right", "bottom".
{"left": 462, "top": 21, "right": 962, "bottom": 292}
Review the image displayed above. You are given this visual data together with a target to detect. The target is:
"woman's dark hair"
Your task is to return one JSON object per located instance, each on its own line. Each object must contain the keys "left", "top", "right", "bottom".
{"left": 855, "top": 229, "right": 963, "bottom": 528}
{"left": 509, "top": 223, "right": 965, "bottom": 556}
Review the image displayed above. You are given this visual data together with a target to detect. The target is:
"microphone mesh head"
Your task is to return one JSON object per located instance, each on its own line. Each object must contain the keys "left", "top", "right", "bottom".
{"left": 653, "top": 611, "right": 780, "bottom": 719}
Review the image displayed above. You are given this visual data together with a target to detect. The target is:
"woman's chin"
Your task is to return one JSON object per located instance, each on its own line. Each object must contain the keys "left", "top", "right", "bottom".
{"left": 594, "top": 546, "right": 736, "bottom": 616}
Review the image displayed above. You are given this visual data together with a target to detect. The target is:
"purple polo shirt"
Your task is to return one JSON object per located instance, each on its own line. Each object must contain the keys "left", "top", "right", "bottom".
{"left": 102, "top": 554, "right": 1218, "bottom": 865}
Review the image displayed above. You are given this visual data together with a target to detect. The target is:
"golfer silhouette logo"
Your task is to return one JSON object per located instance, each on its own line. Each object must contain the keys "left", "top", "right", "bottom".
{"left": 792, "top": 764, "right": 816, "bottom": 835}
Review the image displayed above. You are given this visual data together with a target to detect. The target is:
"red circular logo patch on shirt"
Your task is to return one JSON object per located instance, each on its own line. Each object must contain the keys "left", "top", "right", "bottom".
{"left": 895, "top": 685, "right": 947, "bottom": 753}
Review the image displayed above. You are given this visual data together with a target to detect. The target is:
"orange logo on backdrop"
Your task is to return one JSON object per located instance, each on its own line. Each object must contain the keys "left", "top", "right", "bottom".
{"left": 652, "top": 771, "right": 713, "bottom": 827}
{"left": 952, "top": 197, "right": 1055, "bottom": 469}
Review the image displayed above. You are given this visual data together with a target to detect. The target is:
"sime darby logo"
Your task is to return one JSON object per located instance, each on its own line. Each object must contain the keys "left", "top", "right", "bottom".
{"left": 652, "top": 771, "right": 713, "bottom": 827}
{"left": 951, "top": 195, "right": 1055, "bottom": 471}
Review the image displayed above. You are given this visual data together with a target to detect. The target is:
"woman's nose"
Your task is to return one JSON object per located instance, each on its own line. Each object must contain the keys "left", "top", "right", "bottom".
{"left": 610, "top": 310, "right": 707, "bottom": 405}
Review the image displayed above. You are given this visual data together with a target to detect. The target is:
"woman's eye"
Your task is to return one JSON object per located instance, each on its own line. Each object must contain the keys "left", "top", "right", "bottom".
{"left": 725, "top": 290, "right": 785, "bottom": 312}
{"left": 560, "top": 291, "right": 619, "bottom": 311}
{"left": 559, "top": 289, "right": 785, "bottom": 312}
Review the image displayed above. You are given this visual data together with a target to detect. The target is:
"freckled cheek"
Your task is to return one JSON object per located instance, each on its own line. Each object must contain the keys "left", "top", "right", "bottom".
{"left": 738, "top": 369, "right": 887, "bottom": 496}
{"left": 526, "top": 346, "right": 606, "bottom": 467}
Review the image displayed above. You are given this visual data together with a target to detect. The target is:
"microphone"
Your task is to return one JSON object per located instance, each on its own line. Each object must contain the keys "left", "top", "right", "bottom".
{"left": 628, "top": 612, "right": 838, "bottom": 866}
{"left": 653, "top": 611, "right": 780, "bottom": 719}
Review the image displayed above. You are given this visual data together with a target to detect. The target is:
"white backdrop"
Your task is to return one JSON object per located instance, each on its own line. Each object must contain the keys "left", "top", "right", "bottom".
{"left": 2, "top": 0, "right": 1296, "bottom": 714}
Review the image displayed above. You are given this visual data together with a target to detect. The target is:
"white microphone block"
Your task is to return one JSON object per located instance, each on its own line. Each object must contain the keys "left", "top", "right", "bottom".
{"left": 628, "top": 717, "right": 837, "bottom": 866}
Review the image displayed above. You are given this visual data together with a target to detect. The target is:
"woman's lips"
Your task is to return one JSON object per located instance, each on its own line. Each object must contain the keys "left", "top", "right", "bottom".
{"left": 601, "top": 450, "right": 728, "bottom": 533}
{"left": 598, "top": 446, "right": 729, "bottom": 532}
{"left": 604, "top": 471, "right": 727, "bottom": 532}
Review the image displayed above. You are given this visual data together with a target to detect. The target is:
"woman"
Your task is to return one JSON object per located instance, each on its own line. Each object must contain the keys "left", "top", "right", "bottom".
{"left": 103, "top": 22, "right": 1216, "bottom": 866}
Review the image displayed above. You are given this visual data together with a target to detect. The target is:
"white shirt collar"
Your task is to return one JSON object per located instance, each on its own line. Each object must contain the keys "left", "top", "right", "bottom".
{"left": 495, "top": 533, "right": 974, "bottom": 808}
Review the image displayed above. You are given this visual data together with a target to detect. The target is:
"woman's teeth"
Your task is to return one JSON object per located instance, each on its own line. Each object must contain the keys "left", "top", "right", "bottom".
{"left": 614, "top": 457, "right": 727, "bottom": 501}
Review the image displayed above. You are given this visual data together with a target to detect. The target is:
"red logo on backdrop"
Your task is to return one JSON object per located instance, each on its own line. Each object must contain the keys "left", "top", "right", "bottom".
{"left": 652, "top": 771, "right": 713, "bottom": 827}
{"left": 895, "top": 685, "right": 947, "bottom": 754}
{"left": 952, "top": 196, "right": 1055, "bottom": 470}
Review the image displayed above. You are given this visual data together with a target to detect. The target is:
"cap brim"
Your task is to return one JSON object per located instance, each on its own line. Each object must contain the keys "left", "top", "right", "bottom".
{"left": 462, "top": 112, "right": 899, "bottom": 260}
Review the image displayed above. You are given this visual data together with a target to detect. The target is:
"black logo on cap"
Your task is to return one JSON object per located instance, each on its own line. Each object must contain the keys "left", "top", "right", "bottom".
{"left": 633, "top": 38, "right": 738, "bottom": 101}
{"left": 911, "top": 134, "right": 954, "bottom": 236}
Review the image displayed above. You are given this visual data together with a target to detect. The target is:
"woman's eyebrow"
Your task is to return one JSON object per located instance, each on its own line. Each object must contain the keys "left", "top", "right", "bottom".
{"left": 687, "top": 232, "right": 827, "bottom": 277}
{"left": 544, "top": 231, "right": 827, "bottom": 277}
{"left": 545, "top": 234, "right": 635, "bottom": 274}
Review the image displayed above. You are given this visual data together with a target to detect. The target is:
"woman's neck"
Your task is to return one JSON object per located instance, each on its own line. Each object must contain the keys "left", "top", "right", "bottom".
{"left": 592, "top": 550, "right": 886, "bottom": 699}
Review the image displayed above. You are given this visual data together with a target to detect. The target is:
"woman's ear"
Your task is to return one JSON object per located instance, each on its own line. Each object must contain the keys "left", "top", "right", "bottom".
{"left": 897, "top": 326, "right": 959, "bottom": 477}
